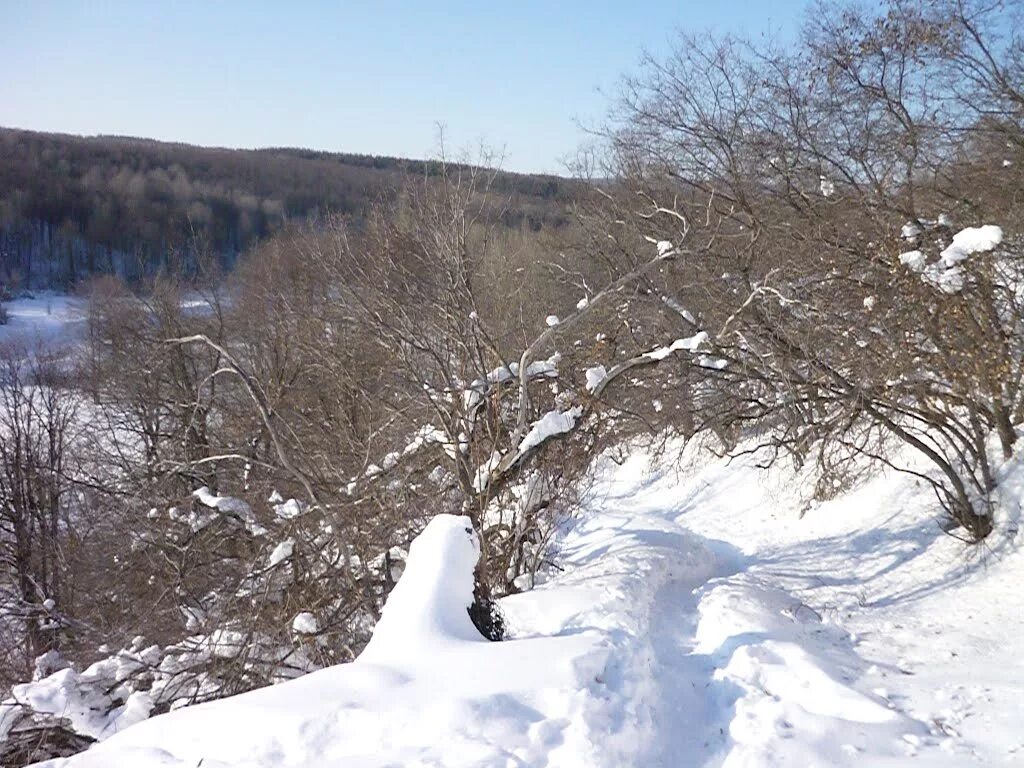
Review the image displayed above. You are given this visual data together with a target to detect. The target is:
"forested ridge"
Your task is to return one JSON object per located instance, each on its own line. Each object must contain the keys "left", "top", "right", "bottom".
{"left": 0, "top": 127, "right": 572, "bottom": 288}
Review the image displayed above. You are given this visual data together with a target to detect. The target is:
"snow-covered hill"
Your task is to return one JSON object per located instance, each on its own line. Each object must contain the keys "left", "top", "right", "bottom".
{"left": 25, "top": 438, "right": 1024, "bottom": 767}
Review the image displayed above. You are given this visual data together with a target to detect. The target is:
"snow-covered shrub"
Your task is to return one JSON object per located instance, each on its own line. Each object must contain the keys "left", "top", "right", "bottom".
{"left": 603, "top": 0, "right": 1024, "bottom": 540}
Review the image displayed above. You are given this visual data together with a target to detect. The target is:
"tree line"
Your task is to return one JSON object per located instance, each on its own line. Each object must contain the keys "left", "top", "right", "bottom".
{"left": 0, "top": 128, "right": 573, "bottom": 290}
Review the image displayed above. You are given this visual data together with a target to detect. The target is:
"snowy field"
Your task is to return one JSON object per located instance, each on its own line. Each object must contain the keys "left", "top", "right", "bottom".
{"left": 25, "top": 435, "right": 1024, "bottom": 767}
{"left": 0, "top": 294, "right": 87, "bottom": 350}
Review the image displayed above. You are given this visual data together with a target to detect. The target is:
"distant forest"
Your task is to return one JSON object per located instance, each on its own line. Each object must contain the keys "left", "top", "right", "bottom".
{"left": 0, "top": 128, "right": 572, "bottom": 289}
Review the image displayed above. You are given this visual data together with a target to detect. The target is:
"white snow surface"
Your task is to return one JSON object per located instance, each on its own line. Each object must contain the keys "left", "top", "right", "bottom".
{"left": 516, "top": 406, "right": 583, "bottom": 456}
{"left": 899, "top": 249, "right": 927, "bottom": 272}
{"left": 940, "top": 225, "right": 1002, "bottom": 266}
{"left": 0, "top": 293, "right": 86, "bottom": 348}
{"left": 291, "top": 613, "right": 318, "bottom": 635}
{"left": 33, "top": 438, "right": 1024, "bottom": 768}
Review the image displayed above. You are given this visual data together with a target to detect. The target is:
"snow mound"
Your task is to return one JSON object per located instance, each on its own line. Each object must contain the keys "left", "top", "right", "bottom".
{"left": 31, "top": 509, "right": 649, "bottom": 768}
{"left": 358, "top": 514, "right": 484, "bottom": 664}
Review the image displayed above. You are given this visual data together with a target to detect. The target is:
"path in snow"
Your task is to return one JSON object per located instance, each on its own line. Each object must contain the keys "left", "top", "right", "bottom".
{"left": 578, "top": 447, "right": 930, "bottom": 767}
{"left": 597, "top": 438, "right": 1024, "bottom": 766}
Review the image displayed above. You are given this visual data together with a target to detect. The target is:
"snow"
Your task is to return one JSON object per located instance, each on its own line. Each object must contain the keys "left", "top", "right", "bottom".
{"left": 545, "top": 314, "right": 560, "bottom": 327}
{"left": 358, "top": 515, "right": 483, "bottom": 663}
{"left": 820, "top": 177, "right": 835, "bottom": 197}
{"left": 463, "top": 355, "right": 561, "bottom": 415}
{"left": 472, "top": 450, "right": 503, "bottom": 492}
{"left": 939, "top": 224, "right": 1002, "bottom": 266}
{"left": 901, "top": 222, "right": 922, "bottom": 239}
{"left": 900, "top": 225, "right": 1003, "bottom": 294}
{"left": 27, "top": 437, "right": 1024, "bottom": 767}
{"left": 516, "top": 406, "right": 582, "bottom": 456}
{"left": 192, "top": 487, "right": 267, "bottom": 536}
{"left": 267, "top": 538, "right": 294, "bottom": 567}
{"left": 291, "top": 613, "right": 318, "bottom": 635}
{"left": 643, "top": 330, "right": 709, "bottom": 361}
{"left": 192, "top": 487, "right": 252, "bottom": 518}
{"left": 899, "top": 249, "right": 927, "bottom": 272}
{"left": 0, "top": 293, "right": 86, "bottom": 349}
{"left": 661, "top": 295, "right": 697, "bottom": 324}
{"left": 656, "top": 240, "right": 674, "bottom": 256}
{"left": 927, "top": 263, "right": 966, "bottom": 294}
{"left": 272, "top": 498, "right": 304, "bottom": 520}
{"left": 585, "top": 364, "right": 607, "bottom": 393}
{"left": 2, "top": 646, "right": 163, "bottom": 744}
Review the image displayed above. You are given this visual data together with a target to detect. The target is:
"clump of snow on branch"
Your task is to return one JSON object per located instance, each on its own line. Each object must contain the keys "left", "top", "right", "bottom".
{"left": 291, "top": 613, "right": 318, "bottom": 635}
{"left": 939, "top": 225, "right": 1002, "bottom": 266}
{"left": 268, "top": 538, "right": 295, "bottom": 567}
{"left": 585, "top": 365, "right": 608, "bottom": 393}
{"left": 643, "top": 331, "right": 710, "bottom": 362}
{"left": 516, "top": 406, "right": 584, "bottom": 457}
{"left": 899, "top": 224, "right": 1004, "bottom": 295}
{"left": 192, "top": 487, "right": 267, "bottom": 535}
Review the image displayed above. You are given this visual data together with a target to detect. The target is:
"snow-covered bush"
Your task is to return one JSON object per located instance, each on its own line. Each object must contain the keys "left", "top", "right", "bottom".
{"left": 603, "top": 0, "right": 1024, "bottom": 540}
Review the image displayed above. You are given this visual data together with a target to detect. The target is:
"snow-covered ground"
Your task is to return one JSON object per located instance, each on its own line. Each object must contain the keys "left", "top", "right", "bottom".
{"left": 0, "top": 293, "right": 87, "bottom": 349}
{"left": 28, "top": 437, "right": 1024, "bottom": 767}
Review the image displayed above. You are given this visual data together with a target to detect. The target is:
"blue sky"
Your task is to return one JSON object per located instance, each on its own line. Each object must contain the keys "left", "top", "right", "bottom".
{"left": 2, "top": 1, "right": 808, "bottom": 174}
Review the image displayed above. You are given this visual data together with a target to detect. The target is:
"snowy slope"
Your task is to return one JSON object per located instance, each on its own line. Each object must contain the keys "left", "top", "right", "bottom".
{"left": 31, "top": 438, "right": 1024, "bottom": 767}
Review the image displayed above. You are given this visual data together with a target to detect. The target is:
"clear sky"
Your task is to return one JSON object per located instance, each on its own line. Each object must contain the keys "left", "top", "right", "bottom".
{"left": 1, "top": 1, "right": 808, "bottom": 174}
